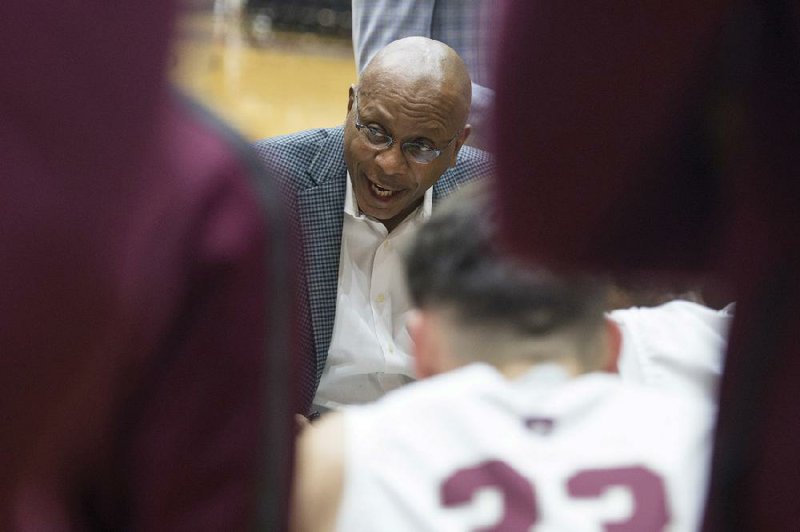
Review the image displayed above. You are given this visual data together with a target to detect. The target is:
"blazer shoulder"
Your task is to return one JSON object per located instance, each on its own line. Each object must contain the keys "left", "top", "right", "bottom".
{"left": 253, "top": 127, "right": 337, "bottom": 164}
{"left": 252, "top": 127, "right": 345, "bottom": 192}
{"left": 434, "top": 146, "right": 495, "bottom": 200}
{"left": 455, "top": 145, "right": 496, "bottom": 178}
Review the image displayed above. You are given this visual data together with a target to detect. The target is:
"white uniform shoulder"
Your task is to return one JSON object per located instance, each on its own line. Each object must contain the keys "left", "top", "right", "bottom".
{"left": 336, "top": 365, "right": 712, "bottom": 531}
{"left": 609, "top": 300, "right": 733, "bottom": 405}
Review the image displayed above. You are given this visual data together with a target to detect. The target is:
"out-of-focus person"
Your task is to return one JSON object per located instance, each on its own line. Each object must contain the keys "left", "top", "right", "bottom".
{"left": 0, "top": 2, "right": 293, "bottom": 530}
{"left": 604, "top": 281, "right": 733, "bottom": 411}
{"left": 611, "top": 299, "right": 733, "bottom": 411}
{"left": 253, "top": 37, "right": 494, "bottom": 416}
{"left": 351, "top": 0, "right": 495, "bottom": 150}
{"left": 291, "top": 186, "right": 713, "bottom": 532}
{"left": 492, "top": 2, "right": 800, "bottom": 529}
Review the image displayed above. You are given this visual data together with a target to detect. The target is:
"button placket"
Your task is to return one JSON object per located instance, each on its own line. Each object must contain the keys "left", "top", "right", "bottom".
{"left": 370, "top": 236, "right": 394, "bottom": 367}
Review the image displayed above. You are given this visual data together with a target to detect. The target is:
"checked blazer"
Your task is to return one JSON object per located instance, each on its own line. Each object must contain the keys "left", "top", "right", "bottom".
{"left": 253, "top": 126, "right": 495, "bottom": 412}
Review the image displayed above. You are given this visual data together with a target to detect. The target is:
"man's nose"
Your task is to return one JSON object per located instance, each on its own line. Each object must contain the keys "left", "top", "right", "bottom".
{"left": 374, "top": 142, "right": 408, "bottom": 175}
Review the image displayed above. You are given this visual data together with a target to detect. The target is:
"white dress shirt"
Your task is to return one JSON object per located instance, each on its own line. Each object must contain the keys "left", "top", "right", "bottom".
{"left": 313, "top": 173, "right": 433, "bottom": 409}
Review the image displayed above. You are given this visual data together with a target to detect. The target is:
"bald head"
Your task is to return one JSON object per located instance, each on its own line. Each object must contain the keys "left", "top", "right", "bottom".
{"left": 361, "top": 37, "right": 472, "bottom": 127}
{"left": 343, "top": 37, "right": 474, "bottom": 232}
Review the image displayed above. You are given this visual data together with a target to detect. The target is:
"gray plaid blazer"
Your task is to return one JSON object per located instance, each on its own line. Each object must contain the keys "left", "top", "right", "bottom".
{"left": 253, "top": 126, "right": 494, "bottom": 412}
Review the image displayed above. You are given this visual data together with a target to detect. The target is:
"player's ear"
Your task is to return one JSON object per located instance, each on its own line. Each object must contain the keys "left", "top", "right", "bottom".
{"left": 604, "top": 317, "right": 623, "bottom": 373}
{"left": 408, "top": 309, "right": 444, "bottom": 379}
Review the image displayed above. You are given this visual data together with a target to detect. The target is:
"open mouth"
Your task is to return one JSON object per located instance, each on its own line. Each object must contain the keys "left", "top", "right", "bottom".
{"left": 366, "top": 175, "right": 402, "bottom": 199}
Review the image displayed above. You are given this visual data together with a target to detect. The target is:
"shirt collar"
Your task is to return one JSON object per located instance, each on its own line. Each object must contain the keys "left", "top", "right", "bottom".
{"left": 345, "top": 171, "right": 434, "bottom": 222}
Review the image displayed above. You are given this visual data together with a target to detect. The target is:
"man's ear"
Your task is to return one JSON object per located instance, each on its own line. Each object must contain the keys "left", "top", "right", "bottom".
{"left": 604, "top": 317, "right": 623, "bottom": 373}
{"left": 449, "top": 124, "right": 472, "bottom": 167}
{"left": 408, "top": 309, "right": 447, "bottom": 379}
{"left": 347, "top": 85, "right": 356, "bottom": 114}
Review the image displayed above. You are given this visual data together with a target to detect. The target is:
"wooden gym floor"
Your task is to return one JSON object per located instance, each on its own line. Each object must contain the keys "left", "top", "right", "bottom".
{"left": 172, "top": 9, "right": 357, "bottom": 141}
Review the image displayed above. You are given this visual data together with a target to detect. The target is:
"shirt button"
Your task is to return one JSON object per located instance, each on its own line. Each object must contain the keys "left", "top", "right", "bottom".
{"left": 384, "top": 241, "right": 392, "bottom": 250}
{"left": 376, "top": 293, "right": 385, "bottom": 303}
{"left": 388, "top": 344, "right": 394, "bottom": 353}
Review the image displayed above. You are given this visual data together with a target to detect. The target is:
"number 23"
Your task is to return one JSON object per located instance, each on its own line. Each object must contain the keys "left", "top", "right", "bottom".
{"left": 441, "top": 460, "right": 668, "bottom": 531}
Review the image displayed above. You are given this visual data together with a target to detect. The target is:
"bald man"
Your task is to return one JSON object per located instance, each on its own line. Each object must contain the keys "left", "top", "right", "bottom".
{"left": 254, "top": 37, "right": 494, "bottom": 415}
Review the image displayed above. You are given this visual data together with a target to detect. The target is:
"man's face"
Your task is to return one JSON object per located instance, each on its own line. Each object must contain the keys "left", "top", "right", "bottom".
{"left": 343, "top": 83, "right": 468, "bottom": 230}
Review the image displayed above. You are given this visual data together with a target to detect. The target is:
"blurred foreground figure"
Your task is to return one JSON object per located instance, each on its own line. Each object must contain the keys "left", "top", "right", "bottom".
{"left": 494, "top": 1, "right": 800, "bottom": 529}
{"left": 291, "top": 187, "right": 712, "bottom": 531}
{"left": 0, "top": 2, "right": 292, "bottom": 530}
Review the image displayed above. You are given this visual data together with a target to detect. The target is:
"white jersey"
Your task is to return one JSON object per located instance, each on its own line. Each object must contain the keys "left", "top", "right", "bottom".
{"left": 338, "top": 363, "right": 713, "bottom": 531}
{"left": 610, "top": 300, "right": 733, "bottom": 409}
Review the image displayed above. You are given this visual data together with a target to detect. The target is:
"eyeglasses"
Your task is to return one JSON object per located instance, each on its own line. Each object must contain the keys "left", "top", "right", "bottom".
{"left": 353, "top": 92, "right": 459, "bottom": 165}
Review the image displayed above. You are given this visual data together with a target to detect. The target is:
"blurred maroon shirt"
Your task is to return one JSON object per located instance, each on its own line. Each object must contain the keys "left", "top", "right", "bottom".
{"left": 0, "top": 2, "right": 292, "bottom": 530}
{"left": 494, "top": 1, "right": 800, "bottom": 530}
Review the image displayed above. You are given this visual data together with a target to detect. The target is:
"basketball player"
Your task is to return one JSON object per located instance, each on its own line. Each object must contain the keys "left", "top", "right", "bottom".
{"left": 291, "top": 186, "right": 713, "bottom": 531}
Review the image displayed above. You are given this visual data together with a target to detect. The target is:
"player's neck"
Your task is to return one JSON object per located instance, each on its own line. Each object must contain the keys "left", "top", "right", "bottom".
{"left": 495, "top": 359, "right": 582, "bottom": 380}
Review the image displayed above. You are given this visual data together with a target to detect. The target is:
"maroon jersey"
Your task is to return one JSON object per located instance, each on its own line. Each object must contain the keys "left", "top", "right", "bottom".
{"left": 0, "top": 1, "right": 293, "bottom": 530}
{"left": 493, "top": 1, "right": 800, "bottom": 530}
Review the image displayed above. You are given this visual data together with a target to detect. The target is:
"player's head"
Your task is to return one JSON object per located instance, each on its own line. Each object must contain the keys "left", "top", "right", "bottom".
{"left": 343, "top": 37, "right": 472, "bottom": 231}
{"left": 405, "top": 183, "right": 612, "bottom": 377}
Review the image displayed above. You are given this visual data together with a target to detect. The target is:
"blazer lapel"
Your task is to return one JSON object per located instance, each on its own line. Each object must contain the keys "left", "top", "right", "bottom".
{"left": 296, "top": 129, "right": 347, "bottom": 386}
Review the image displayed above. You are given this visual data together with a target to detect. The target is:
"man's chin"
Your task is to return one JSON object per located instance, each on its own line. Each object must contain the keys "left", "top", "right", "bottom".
{"left": 361, "top": 204, "right": 398, "bottom": 222}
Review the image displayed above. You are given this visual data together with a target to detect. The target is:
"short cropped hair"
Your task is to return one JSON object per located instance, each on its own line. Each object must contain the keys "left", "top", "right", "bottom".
{"left": 405, "top": 183, "right": 608, "bottom": 365}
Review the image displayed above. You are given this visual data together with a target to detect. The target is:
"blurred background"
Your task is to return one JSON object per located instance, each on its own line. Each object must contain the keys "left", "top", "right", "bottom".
{"left": 173, "top": 0, "right": 357, "bottom": 140}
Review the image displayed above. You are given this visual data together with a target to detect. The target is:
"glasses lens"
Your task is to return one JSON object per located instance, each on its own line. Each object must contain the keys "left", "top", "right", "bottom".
{"left": 405, "top": 144, "right": 439, "bottom": 164}
{"left": 361, "top": 127, "right": 391, "bottom": 148}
